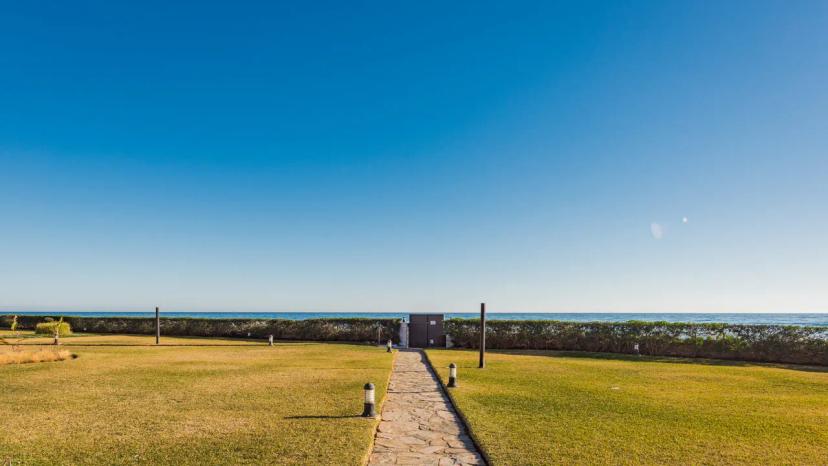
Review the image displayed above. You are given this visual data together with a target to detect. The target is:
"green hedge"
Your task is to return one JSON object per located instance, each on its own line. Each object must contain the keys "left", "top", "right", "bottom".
{"left": 445, "top": 319, "right": 828, "bottom": 366}
{"left": 1, "top": 315, "right": 17, "bottom": 330}
{"left": 34, "top": 321, "right": 72, "bottom": 337}
{"left": 6, "top": 315, "right": 399, "bottom": 343}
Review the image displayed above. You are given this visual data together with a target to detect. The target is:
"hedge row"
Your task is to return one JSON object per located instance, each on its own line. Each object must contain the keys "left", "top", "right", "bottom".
{"left": 2, "top": 315, "right": 400, "bottom": 343}
{"left": 445, "top": 319, "right": 828, "bottom": 366}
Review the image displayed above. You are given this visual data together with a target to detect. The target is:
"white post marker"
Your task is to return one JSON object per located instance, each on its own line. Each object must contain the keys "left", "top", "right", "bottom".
{"left": 268, "top": 334, "right": 274, "bottom": 346}
{"left": 362, "top": 382, "right": 376, "bottom": 417}
{"left": 386, "top": 339, "right": 392, "bottom": 353}
{"left": 448, "top": 362, "right": 458, "bottom": 388}
{"left": 399, "top": 319, "right": 409, "bottom": 348}
{"left": 633, "top": 343, "right": 640, "bottom": 355}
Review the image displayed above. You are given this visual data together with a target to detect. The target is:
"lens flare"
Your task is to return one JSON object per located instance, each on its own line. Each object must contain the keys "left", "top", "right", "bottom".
{"left": 650, "top": 222, "right": 664, "bottom": 240}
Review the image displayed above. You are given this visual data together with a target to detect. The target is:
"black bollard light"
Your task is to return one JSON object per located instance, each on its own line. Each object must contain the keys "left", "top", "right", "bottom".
{"left": 386, "top": 339, "right": 392, "bottom": 353}
{"left": 362, "top": 383, "right": 376, "bottom": 417}
{"left": 448, "top": 363, "right": 458, "bottom": 388}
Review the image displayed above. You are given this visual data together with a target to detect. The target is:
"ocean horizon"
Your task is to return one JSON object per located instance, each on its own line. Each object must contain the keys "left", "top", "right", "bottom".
{"left": 6, "top": 311, "right": 827, "bottom": 326}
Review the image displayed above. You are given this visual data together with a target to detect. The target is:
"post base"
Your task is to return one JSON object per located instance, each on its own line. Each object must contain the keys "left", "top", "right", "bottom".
{"left": 362, "top": 403, "right": 376, "bottom": 417}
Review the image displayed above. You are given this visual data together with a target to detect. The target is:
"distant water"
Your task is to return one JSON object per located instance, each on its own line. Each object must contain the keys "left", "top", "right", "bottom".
{"left": 7, "top": 311, "right": 828, "bottom": 326}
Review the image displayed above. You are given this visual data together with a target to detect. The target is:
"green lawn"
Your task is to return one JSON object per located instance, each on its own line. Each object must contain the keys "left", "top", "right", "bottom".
{"left": 1, "top": 333, "right": 393, "bottom": 465}
{"left": 427, "top": 349, "right": 828, "bottom": 465}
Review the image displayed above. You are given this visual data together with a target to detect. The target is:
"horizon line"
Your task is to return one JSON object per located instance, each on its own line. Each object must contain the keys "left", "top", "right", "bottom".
{"left": 2, "top": 309, "right": 826, "bottom": 315}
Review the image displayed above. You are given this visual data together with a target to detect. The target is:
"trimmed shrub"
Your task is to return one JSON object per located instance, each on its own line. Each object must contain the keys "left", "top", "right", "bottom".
{"left": 34, "top": 321, "right": 72, "bottom": 337}
{"left": 9, "top": 316, "right": 399, "bottom": 343}
{"left": 444, "top": 319, "right": 828, "bottom": 366}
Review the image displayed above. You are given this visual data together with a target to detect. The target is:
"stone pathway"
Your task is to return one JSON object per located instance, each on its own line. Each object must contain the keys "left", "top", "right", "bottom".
{"left": 368, "top": 349, "right": 484, "bottom": 466}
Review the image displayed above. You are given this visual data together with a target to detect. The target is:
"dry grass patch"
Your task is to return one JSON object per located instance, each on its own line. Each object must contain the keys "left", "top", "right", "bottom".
{"left": 0, "top": 348, "right": 73, "bottom": 365}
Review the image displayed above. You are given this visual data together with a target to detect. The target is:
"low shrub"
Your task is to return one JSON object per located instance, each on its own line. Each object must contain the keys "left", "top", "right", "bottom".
{"left": 34, "top": 321, "right": 72, "bottom": 337}
{"left": 445, "top": 319, "right": 828, "bottom": 366}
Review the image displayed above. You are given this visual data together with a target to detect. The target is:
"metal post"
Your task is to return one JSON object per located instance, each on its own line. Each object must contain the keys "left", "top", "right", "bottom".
{"left": 155, "top": 306, "right": 160, "bottom": 345}
{"left": 479, "top": 302, "right": 486, "bottom": 368}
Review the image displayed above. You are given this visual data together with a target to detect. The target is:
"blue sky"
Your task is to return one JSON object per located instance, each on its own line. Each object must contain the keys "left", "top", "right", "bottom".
{"left": 1, "top": 1, "right": 826, "bottom": 313}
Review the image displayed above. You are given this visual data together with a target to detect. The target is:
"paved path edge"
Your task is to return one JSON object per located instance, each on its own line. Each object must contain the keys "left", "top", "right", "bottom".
{"left": 361, "top": 349, "right": 399, "bottom": 466}
{"left": 421, "top": 350, "right": 492, "bottom": 466}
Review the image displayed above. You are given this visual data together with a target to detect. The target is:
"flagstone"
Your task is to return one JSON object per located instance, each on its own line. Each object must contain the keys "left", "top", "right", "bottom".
{"left": 367, "top": 349, "right": 484, "bottom": 466}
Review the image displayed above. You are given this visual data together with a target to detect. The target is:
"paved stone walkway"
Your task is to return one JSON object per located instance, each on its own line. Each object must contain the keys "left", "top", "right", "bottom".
{"left": 368, "top": 349, "right": 484, "bottom": 466}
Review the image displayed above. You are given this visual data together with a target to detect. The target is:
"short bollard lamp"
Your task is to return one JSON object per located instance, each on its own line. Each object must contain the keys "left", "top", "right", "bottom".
{"left": 386, "top": 339, "right": 392, "bottom": 352}
{"left": 448, "top": 363, "right": 458, "bottom": 388}
{"left": 362, "top": 383, "right": 376, "bottom": 417}
{"left": 268, "top": 335, "right": 274, "bottom": 346}
{"left": 633, "top": 343, "right": 640, "bottom": 355}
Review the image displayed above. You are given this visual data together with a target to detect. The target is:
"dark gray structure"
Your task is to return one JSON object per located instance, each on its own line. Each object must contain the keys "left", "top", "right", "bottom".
{"left": 408, "top": 314, "right": 445, "bottom": 348}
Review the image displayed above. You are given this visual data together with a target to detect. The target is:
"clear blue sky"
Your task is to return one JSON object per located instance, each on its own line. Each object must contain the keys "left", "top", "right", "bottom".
{"left": 1, "top": 1, "right": 826, "bottom": 313}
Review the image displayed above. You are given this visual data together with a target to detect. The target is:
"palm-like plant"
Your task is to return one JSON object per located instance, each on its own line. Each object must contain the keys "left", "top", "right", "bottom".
{"left": 0, "top": 315, "right": 23, "bottom": 351}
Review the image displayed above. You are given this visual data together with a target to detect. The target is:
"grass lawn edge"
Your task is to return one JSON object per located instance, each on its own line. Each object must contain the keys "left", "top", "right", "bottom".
{"left": 423, "top": 350, "right": 493, "bottom": 466}
{"left": 5, "top": 331, "right": 391, "bottom": 348}
{"left": 360, "top": 348, "right": 399, "bottom": 466}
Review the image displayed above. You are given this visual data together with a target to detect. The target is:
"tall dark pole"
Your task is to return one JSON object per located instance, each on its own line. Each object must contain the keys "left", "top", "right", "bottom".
{"left": 155, "top": 306, "right": 160, "bottom": 345}
{"left": 479, "top": 302, "right": 486, "bottom": 368}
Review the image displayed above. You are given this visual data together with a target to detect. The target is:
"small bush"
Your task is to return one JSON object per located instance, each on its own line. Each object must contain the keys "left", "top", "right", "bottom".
{"left": 35, "top": 321, "right": 72, "bottom": 337}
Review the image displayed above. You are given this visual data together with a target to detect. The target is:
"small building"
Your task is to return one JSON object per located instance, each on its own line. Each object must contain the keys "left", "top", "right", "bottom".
{"left": 407, "top": 314, "right": 445, "bottom": 348}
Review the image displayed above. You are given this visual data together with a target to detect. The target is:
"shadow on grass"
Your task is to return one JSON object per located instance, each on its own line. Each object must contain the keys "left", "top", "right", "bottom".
{"left": 284, "top": 415, "right": 364, "bottom": 420}
{"left": 442, "top": 348, "right": 828, "bottom": 374}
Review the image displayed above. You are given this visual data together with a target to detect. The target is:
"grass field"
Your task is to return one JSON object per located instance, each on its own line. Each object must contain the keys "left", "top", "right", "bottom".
{"left": 427, "top": 349, "right": 828, "bottom": 465}
{"left": 1, "top": 333, "right": 393, "bottom": 465}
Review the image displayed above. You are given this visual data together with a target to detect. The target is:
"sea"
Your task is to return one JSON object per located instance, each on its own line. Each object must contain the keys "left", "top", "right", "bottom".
{"left": 6, "top": 311, "right": 828, "bottom": 326}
